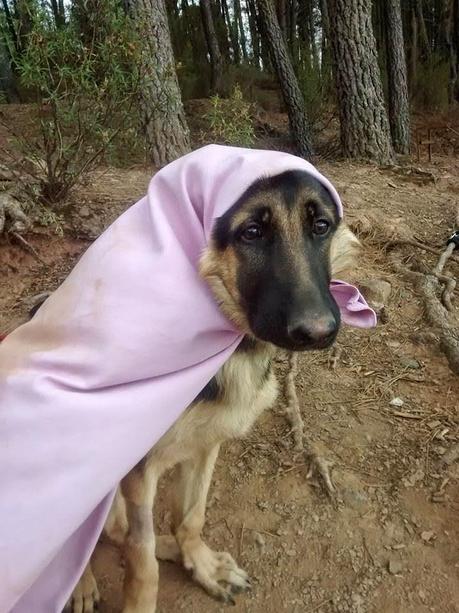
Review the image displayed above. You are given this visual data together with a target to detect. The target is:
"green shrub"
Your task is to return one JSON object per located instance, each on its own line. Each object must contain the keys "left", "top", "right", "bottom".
{"left": 412, "top": 54, "right": 450, "bottom": 111}
{"left": 205, "top": 85, "right": 255, "bottom": 147}
{"left": 2, "top": 0, "right": 141, "bottom": 206}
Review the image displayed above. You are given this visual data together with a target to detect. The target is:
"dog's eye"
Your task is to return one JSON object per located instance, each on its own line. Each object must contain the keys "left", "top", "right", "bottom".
{"left": 312, "top": 219, "right": 330, "bottom": 236}
{"left": 241, "top": 222, "right": 263, "bottom": 242}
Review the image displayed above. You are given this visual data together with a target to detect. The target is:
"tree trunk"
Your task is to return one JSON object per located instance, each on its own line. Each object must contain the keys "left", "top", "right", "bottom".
{"left": 415, "top": 0, "right": 431, "bottom": 60}
{"left": 454, "top": 0, "right": 459, "bottom": 101}
{"left": 441, "top": 0, "right": 458, "bottom": 104}
{"left": 320, "top": 0, "right": 331, "bottom": 75}
{"left": 222, "top": 0, "right": 240, "bottom": 63}
{"left": 327, "top": 0, "right": 394, "bottom": 164}
{"left": 214, "top": 0, "right": 232, "bottom": 64}
{"left": 2, "top": 0, "right": 19, "bottom": 53}
{"left": 234, "top": 0, "right": 248, "bottom": 62}
{"left": 200, "top": 0, "right": 225, "bottom": 95}
{"left": 247, "top": 0, "right": 261, "bottom": 67}
{"left": 258, "top": 0, "right": 313, "bottom": 159}
{"left": 15, "top": 0, "right": 34, "bottom": 54}
{"left": 130, "top": 0, "right": 190, "bottom": 166}
{"left": 385, "top": 0, "right": 410, "bottom": 154}
{"left": 410, "top": 4, "right": 418, "bottom": 88}
{"left": 290, "top": 0, "right": 298, "bottom": 65}
{"left": 277, "top": 0, "right": 288, "bottom": 39}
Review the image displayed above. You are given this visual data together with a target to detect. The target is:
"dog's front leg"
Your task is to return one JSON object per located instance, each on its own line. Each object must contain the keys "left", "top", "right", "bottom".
{"left": 173, "top": 444, "right": 251, "bottom": 604}
{"left": 121, "top": 460, "right": 159, "bottom": 613}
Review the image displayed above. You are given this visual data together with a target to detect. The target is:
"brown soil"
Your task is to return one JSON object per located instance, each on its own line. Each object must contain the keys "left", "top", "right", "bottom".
{"left": 1, "top": 119, "right": 458, "bottom": 613}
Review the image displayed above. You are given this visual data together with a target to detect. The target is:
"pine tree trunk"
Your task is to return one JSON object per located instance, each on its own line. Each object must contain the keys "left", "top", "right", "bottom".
{"left": 215, "top": 0, "right": 232, "bottom": 64}
{"left": 385, "top": 0, "right": 410, "bottom": 154}
{"left": 410, "top": 4, "right": 418, "bottom": 88}
{"left": 247, "top": 0, "right": 261, "bottom": 67}
{"left": 258, "top": 0, "right": 313, "bottom": 159}
{"left": 320, "top": 0, "right": 331, "bottom": 75}
{"left": 130, "top": 0, "right": 190, "bottom": 166}
{"left": 454, "top": 0, "right": 459, "bottom": 102}
{"left": 415, "top": 0, "right": 431, "bottom": 60}
{"left": 200, "top": 0, "right": 225, "bottom": 95}
{"left": 441, "top": 0, "right": 458, "bottom": 104}
{"left": 327, "top": 0, "right": 394, "bottom": 164}
{"left": 222, "top": 0, "right": 240, "bottom": 63}
{"left": 234, "top": 0, "right": 248, "bottom": 62}
{"left": 290, "top": 0, "right": 299, "bottom": 65}
{"left": 277, "top": 0, "right": 288, "bottom": 38}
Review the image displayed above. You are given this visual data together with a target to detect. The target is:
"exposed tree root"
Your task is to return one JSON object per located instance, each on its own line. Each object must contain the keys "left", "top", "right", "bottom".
{"left": 0, "top": 192, "right": 30, "bottom": 234}
{"left": 392, "top": 219, "right": 459, "bottom": 375}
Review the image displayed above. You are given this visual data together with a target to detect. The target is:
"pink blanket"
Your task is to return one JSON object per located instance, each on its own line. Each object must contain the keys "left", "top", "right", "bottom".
{"left": 0, "top": 146, "right": 375, "bottom": 612}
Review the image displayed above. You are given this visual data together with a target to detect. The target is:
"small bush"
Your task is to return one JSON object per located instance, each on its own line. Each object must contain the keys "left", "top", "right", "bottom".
{"left": 2, "top": 0, "right": 141, "bottom": 206}
{"left": 298, "top": 55, "right": 334, "bottom": 130}
{"left": 205, "top": 85, "right": 255, "bottom": 147}
{"left": 412, "top": 54, "right": 450, "bottom": 111}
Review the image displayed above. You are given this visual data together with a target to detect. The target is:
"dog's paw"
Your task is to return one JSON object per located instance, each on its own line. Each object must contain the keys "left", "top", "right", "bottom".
{"left": 182, "top": 540, "right": 251, "bottom": 604}
{"left": 306, "top": 452, "right": 336, "bottom": 499}
{"left": 65, "top": 567, "right": 100, "bottom": 613}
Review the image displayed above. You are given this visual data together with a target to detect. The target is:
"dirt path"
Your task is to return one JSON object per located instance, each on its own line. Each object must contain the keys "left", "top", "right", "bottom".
{"left": 1, "top": 159, "right": 458, "bottom": 613}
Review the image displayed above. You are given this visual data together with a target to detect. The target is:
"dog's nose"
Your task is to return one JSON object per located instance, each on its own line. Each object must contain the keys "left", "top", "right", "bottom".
{"left": 287, "top": 316, "right": 338, "bottom": 346}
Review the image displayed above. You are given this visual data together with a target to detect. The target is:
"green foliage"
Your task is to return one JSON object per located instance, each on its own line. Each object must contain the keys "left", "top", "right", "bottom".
{"left": 297, "top": 56, "right": 333, "bottom": 130}
{"left": 205, "top": 85, "right": 255, "bottom": 147}
{"left": 412, "top": 55, "right": 450, "bottom": 111}
{"left": 2, "top": 0, "right": 141, "bottom": 205}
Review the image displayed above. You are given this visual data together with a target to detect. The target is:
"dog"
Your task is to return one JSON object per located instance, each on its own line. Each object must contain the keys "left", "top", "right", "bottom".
{"left": 67, "top": 169, "right": 359, "bottom": 612}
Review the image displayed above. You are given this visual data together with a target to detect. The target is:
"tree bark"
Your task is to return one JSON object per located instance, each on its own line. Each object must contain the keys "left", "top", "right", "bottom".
{"left": 289, "top": 0, "right": 298, "bottom": 65}
{"left": 247, "top": 0, "right": 261, "bottom": 67}
{"left": 277, "top": 0, "right": 288, "bottom": 39}
{"left": 327, "top": 0, "right": 394, "bottom": 164}
{"left": 415, "top": 0, "right": 431, "bottom": 60}
{"left": 441, "top": 0, "right": 458, "bottom": 104}
{"left": 200, "top": 0, "right": 225, "bottom": 95}
{"left": 214, "top": 0, "right": 232, "bottom": 64}
{"left": 258, "top": 0, "right": 313, "bottom": 159}
{"left": 234, "top": 0, "right": 248, "bottom": 62}
{"left": 222, "top": 0, "right": 240, "bottom": 63}
{"left": 385, "top": 0, "right": 410, "bottom": 154}
{"left": 319, "top": 0, "right": 331, "bottom": 75}
{"left": 15, "top": 0, "right": 34, "bottom": 53}
{"left": 410, "top": 4, "right": 418, "bottom": 88}
{"left": 130, "top": 0, "right": 190, "bottom": 166}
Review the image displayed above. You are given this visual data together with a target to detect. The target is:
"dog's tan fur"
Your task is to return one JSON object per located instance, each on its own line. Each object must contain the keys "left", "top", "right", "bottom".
{"left": 68, "top": 216, "right": 358, "bottom": 613}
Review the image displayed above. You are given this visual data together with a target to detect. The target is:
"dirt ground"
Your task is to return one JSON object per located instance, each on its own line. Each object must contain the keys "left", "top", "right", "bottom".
{"left": 1, "top": 119, "right": 459, "bottom": 613}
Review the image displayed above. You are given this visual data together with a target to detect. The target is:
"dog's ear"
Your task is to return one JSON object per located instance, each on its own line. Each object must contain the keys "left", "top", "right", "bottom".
{"left": 330, "top": 223, "right": 360, "bottom": 278}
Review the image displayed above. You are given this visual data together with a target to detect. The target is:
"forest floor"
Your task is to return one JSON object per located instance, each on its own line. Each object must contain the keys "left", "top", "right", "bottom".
{"left": 1, "top": 106, "right": 459, "bottom": 613}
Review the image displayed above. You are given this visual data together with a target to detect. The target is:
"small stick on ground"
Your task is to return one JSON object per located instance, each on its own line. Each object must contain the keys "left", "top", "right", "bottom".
{"left": 10, "top": 231, "right": 47, "bottom": 266}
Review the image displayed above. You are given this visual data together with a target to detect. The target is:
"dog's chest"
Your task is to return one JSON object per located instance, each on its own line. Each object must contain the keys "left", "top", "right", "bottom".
{"left": 195, "top": 339, "right": 278, "bottom": 438}
{"left": 149, "top": 339, "right": 278, "bottom": 467}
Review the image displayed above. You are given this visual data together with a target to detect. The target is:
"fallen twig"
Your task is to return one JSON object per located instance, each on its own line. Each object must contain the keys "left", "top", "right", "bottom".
{"left": 10, "top": 231, "right": 47, "bottom": 266}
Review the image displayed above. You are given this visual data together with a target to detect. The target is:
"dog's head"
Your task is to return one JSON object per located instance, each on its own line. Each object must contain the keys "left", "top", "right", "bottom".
{"left": 200, "top": 170, "right": 359, "bottom": 351}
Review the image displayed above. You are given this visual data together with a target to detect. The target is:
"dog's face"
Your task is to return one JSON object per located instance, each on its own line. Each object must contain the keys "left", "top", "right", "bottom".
{"left": 200, "top": 170, "right": 358, "bottom": 351}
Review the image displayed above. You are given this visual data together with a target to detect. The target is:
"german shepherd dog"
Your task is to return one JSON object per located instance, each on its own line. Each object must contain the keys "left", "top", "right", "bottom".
{"left": 68, "top": 170, "right": 358, "bottom": 612}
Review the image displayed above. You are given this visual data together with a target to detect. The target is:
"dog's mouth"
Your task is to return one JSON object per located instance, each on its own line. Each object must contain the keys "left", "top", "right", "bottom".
{"left": 248, "top": 325, "right": 338, "bottom": 352}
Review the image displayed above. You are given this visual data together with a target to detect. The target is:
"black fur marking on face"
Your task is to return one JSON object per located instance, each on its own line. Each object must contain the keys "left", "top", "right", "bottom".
{"left": 212, "top": 170, "right": 342, "bottom": 352}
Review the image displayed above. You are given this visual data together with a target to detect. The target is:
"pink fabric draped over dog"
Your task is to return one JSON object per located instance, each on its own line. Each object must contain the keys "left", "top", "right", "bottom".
{"left": 0, "top": 145, "right": 376, "bottom": 613}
